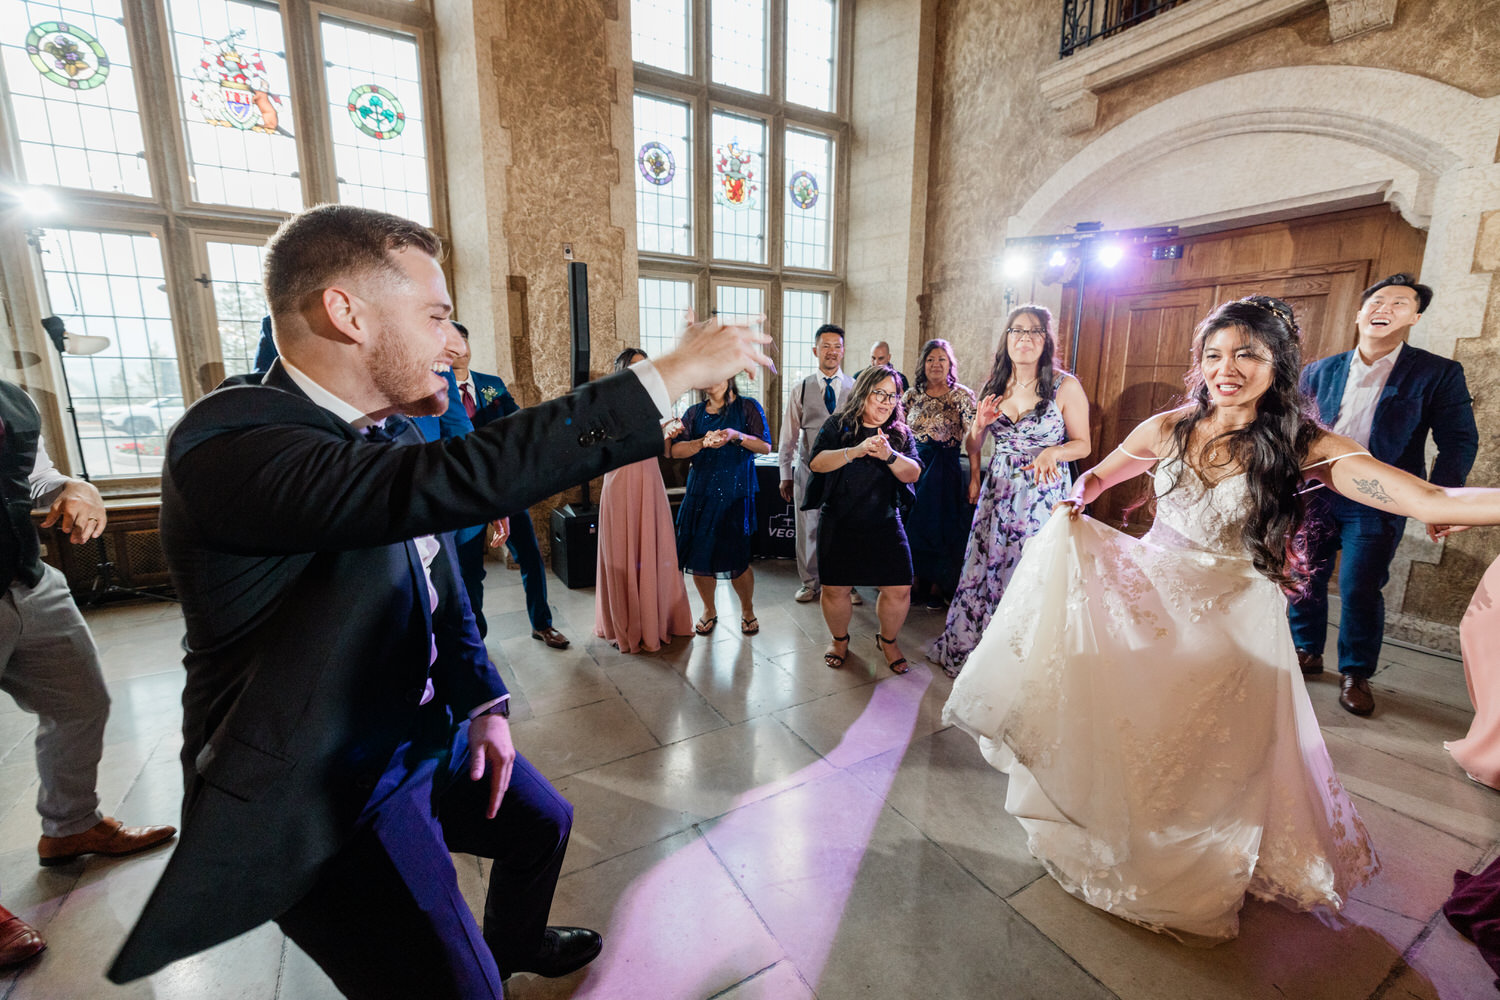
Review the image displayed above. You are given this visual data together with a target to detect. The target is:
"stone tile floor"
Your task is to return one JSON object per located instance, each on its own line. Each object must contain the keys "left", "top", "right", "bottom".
{"left": 0, "top": 557, "right": 1494, "bottom": 999}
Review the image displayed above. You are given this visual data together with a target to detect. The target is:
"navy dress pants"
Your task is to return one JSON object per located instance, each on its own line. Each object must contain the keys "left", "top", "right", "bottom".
{"left": 275, "top": 715, "right": 573, "bottom": 1000}
{"left": 1288, "top": 491, "right": 1405, "bottom": 679}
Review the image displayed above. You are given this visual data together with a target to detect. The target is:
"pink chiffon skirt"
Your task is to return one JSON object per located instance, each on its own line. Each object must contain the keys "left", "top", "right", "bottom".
{"left": 1447, "top": 554, "right": 1500, "bottom": 789}
{"left": 594, "top": 458, "right": 694, "bottom": 653}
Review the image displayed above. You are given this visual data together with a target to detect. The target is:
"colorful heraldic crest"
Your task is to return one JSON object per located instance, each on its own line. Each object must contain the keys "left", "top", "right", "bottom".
{"left": 638, "top": 141, "right": 675, "bottom": 186}
{"left": 788, "top": 170, "right": 819, "bottom": 210}
{"left": 26, "top": 21, "right": 110, "bottom": 90}
{"left": 348, "top": 84, "right": 406, "bottom": 140}
{"left": 713, "top": 140, "right": 759, "bottom": 210}
{"left": 191, "top": 29, "right": 288, "bottom": 134}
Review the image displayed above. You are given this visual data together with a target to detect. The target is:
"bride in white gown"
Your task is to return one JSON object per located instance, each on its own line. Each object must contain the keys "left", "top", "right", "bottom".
{"left": 943, "top": 296, "right": 1500, "bottom": 943}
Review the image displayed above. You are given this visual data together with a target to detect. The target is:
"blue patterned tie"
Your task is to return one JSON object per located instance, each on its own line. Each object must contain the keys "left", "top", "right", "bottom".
{"left": 823, "top": 378, "right": 836, "bottom": 415}
{"left": 361, "top": 414, "right": 410, "bottom": 443}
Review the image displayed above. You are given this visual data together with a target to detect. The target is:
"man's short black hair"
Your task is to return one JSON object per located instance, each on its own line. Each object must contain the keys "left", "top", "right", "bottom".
{"left": 1361, "top": 273, "right": 1433, "bottom": 314}
{"left": 813, "top": 323, "right": 844, "bottom": 344}
{"left": 452, "top": 320, "right": 469, "bottom": 339}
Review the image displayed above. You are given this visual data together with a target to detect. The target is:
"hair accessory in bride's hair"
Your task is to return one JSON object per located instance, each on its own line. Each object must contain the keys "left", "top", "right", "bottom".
{"left": 1239, "top": 295, "right": 1298, "bottom": 335}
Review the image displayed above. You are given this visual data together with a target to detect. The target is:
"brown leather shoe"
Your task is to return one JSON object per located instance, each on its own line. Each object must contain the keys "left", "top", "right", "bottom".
{"left": 1339, "top": 674, "right": 1375, "bottom": 716}
{"left": 531, "top": 627, "right": 570, "bottom": 649}
{"left": 0, "top": 906, "right": 45, "bottom": 968}
{"left": 38, "top": 816, "right": 177, "bottom": 867}
{"left": 1296, "top": 650, "right": 1324, "bottom": 676}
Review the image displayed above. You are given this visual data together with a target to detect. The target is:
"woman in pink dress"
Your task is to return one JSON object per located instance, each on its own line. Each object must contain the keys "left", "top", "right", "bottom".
{"left": 1447, "top": 552, "right": 1500, "bottom": 788}
{"left": 594, "top": 348, "right": 695, "bottom": 653}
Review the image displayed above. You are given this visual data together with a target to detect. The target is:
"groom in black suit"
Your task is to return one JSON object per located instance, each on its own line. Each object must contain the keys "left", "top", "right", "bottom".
{"left": 108, "top": 204, "right": 769, "bottom": 997}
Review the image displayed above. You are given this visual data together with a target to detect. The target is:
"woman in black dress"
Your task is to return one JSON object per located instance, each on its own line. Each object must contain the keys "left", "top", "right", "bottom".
{"left": 805, "top": 365, "right": 922, "bottom": 673}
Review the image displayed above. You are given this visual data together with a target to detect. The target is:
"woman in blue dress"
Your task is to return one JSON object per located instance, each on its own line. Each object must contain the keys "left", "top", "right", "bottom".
{"left": 929, "top": 305, "right": 1092, "bottom": 677}
{"left": 670, "top": 377, "right": 772, "bottom": 636}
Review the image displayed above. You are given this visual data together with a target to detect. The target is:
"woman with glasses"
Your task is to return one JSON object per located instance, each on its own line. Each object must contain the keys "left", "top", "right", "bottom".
{"left": 670, "top": 375, "right": 773, "bottom": 636}
{"left": 901, "top": 340, "right": 978, "bottom": 610}
{"left": 594, "top": 348, "right": 695, "bottom": 653}
{"left": 804, "top": 366, "right": 922, "bottom": 672}
{"left": 930, "top": 305, "right": 1092, "bottom": 678}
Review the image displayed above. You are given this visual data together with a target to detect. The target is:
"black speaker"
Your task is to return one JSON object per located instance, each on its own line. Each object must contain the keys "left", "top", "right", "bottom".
{"left": 550, "top": 503, "right": 597, "bottom": 589}
{"left": 568, "top": 261, "right": 590, "bottom": 389}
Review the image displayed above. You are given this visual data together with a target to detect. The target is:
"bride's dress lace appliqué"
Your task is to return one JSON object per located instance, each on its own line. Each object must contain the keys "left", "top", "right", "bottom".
{"left": 942, "top": 460, "right": 1379, "bottom": 942}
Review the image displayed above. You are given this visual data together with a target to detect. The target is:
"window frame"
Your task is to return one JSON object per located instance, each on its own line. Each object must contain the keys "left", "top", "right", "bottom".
{"left": 0, "top": 0, "right": 450, "bottom": 487}
{"left": 631, "top": 0, "right": 850, "bottom": 441}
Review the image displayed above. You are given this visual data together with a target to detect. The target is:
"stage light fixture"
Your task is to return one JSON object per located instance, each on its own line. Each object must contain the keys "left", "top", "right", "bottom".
{"left": 1048, "top": 249, "right": 1068, "bottom": 268}
{"left": 1002, "top": 252, "right": 1030, "bottom": 279}
{"left": 1096, "top": 243, "right": 1124, "bottom": 268}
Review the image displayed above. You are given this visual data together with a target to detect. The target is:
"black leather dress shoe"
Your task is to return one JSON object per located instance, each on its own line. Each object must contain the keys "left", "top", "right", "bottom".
{"left": 1339, "top": 674, "right": 1375, "bottom": 716}
{"left": 501, "top": 926, "right": 602, "bottom": 980}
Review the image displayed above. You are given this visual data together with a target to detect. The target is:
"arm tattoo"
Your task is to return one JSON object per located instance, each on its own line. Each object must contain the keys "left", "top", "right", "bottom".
{"left": 1352, "top": 476, "right": 1396, "bottom": 505}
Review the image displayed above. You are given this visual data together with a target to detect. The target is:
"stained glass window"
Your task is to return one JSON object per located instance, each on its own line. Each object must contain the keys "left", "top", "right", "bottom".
{"left": 785, "top": 0, "right": 835, "bottom": 111}
{"left": 631, "top": 0, "right": 689, "bottom": 74}
{"left": 781, "top": 287, "right": 829, "bottom": 417}
{"left": 321, "top": 17, "right": 431, "bottom": 225}
{"left": 710, "top": 0, "right": 766, "bottom": 94}
{"left": 205, "top": 240, "right": 270, "bottom": 376}
{"left": 711, "top": 111, "right": 765, "bottom": 263}
{"left": 165, "top": 0, "right": 300, "bottom": 212}
{"left": 714, "top": 283, "right": 765, "bottom": 406}
{"left": 638, "top": 276, "right": 695, "bottom": 413}
{"left": 783, "top": 128, "right": 832, "bottom": 270}
{"left": 38, "top": 228, "right": 180, "bottom": 476}
{"left": 1, "top": 0, "right": 150, "bottom": 195}
{"left": 634, "top": 93, "right": 693, "bottom": 256}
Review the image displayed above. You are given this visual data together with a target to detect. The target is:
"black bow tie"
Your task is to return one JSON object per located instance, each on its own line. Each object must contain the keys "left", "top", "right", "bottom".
{"left": 361, "top": 414, "right": 410, "bottom": 443}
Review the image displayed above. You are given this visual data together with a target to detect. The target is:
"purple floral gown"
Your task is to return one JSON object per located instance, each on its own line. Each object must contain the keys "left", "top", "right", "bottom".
{"left": 930, "top": 400, "right": 1071, "bottom": 676}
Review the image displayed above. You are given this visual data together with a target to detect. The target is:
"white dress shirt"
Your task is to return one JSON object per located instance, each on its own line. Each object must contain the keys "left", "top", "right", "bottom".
{"left": 1332, "top": 342, "right": 1402, "bottom": 449}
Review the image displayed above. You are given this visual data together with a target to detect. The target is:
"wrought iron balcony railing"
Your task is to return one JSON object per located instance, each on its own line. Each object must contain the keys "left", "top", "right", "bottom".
{"left": 1060, "top": 0, "right": 1190, "bottom": 57}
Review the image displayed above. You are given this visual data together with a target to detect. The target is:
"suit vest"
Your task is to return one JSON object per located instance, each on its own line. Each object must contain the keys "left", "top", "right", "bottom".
{"left": 0, "top": 381, "right": 44, "bottom": 591}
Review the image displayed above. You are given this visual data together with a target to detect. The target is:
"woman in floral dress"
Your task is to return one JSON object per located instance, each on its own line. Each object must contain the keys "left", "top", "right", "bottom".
{"left": 929, "top": 306, "right": 1091, "bottom": 677}
{"left": 901, "top": 339, "right": 976, "bottom": 609}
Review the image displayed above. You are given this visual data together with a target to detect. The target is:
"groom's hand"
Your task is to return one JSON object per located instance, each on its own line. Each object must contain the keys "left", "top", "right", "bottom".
{"left": 468, "top": 712, "right": 516, "bottom": 819}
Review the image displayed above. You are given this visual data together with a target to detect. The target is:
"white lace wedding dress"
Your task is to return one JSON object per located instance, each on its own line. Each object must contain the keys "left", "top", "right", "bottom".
{"left": 942, "top": 460, "right": 1379, "bottom": 942}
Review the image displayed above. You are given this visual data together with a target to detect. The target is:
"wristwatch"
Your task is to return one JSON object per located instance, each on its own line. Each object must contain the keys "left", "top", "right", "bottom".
{"left": 884, "top": 453, "right": 898, "bottom": 465}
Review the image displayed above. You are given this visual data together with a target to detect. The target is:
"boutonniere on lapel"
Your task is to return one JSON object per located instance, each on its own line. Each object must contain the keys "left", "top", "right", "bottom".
{"left": 479, "top": 385, "right": 499, "bottom": 406}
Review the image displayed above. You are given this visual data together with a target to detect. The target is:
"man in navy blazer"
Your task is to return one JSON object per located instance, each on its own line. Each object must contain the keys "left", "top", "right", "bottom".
{"left": 107, "top": 204, "right": 771, "bottom": 995}
{"left": 1290, "top": 273, "right": 1477, "bottom": 716}
{"left": 448, "top": 323, "right": 569, "bottom": 649}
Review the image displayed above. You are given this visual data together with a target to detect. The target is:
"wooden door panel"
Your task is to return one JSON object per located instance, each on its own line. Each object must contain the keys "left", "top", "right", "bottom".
{"left": 1217, "top": 264, "right": 1368, "bottom": 365}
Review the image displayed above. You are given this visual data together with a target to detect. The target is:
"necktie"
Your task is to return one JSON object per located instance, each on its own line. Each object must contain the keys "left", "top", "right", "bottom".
{"left": 461, "top": 383, "right": 477, "bottom": 419}
{"left": 823, "top": 378, "right": 836, "bottom": 415}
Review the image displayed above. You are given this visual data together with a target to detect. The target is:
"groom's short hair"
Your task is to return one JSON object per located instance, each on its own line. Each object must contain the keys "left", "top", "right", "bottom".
{"left": 263, "top": 204, "right": 443, "bottom": 319}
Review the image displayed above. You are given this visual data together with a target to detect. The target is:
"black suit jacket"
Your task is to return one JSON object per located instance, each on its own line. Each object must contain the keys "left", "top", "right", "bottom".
{"left": 1301, "top": 343, "right": 1477, "bottom": 488}
{"left": 110, "top": 361, "right": 664, "bottom": 981}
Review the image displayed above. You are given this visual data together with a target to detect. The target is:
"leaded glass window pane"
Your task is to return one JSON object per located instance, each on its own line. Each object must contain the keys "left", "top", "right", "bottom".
{"left": 206, "top": 240, "right": 270, "bottom": 376}
{"left": 783, "top": 128, "right": 832, "bottom": 270}
{"left": 710, "top": 0, "right": 765, "bottom": 94}
{"left": 164, "top": 0, "right": 300, "bottom": 211}
{"left": 786, "top": 0, "right": 835, "bottom": 112}
{"left": 1, "top": 0, "right": 150, "bottom": 195}
{"left": 634, "top": 93, "right": 693, "bottom": 256}
{"left": 638, "top": 276, "right": 694, "bottom": 413}
{"left": 714, "top": 283, "right": 765, "bottom": 407}
{"left": 710, "top": 111, "right": 765, "bottom": 263}
{"left": 780, "top": 287, "right": 828, "bottom": 418}
{"left": 631, "top": 0, "right": 689, "bottom": 75}
{"left": 39, "top": 228, "right": 179, "bottom": 476}
{"left": 321, "top": 17, "right": 430, "bottom": 225}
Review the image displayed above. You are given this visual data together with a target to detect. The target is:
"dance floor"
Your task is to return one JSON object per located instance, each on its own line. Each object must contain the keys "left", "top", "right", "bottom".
{"left": 0, "top": 555, "right": 1494, "bottom": 999}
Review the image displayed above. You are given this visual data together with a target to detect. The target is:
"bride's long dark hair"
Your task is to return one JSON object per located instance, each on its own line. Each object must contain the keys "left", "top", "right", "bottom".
{"left": 1163, "top": 296, "right": 1323, "bottom": 595}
